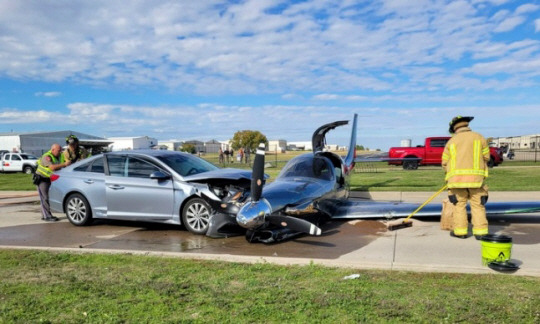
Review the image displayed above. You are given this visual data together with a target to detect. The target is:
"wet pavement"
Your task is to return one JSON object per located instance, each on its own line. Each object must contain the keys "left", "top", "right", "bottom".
{"left": 1, "top": 191, "right": 540, "bottom": 276}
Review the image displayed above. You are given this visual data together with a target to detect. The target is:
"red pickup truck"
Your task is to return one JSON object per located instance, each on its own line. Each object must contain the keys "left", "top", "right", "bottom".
{"left": 388, "top": 137, "right": 503, "bottom": 170}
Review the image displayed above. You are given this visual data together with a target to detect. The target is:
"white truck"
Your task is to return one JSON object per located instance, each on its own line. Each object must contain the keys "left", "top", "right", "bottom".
{"left": 0, "top": 152, "right": 39, "bottom": 174}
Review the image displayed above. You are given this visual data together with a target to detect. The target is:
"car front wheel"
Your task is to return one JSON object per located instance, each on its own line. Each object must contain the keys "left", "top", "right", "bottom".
{"left": 23, "top": 166, "right": 34, "bottom": 174}
{"left": 65, "top": 193, "right": 93, "bottom": 226}
{"left": 182, "top": 198, "right": 212, "bottom": 235}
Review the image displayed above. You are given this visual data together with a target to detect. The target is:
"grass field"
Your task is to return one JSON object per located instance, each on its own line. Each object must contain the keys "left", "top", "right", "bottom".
{"left": 1, "top": 250, "right": 539, "bottom": 323}
{"left": 2, "top": 159, "right": 539, "bottom": 191}
{"left": 1, "top": 157, "right": 540, "bottom": 322}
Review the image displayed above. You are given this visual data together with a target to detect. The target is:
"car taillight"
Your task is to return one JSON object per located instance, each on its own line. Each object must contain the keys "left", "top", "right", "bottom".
{"left": 50, "top": 174, "right": 60, "bottom": 182}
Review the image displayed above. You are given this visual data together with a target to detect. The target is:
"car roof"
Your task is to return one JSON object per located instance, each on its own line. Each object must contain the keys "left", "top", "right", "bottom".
{"left": 106, "top": 150, "right": 191, "bottom": 158}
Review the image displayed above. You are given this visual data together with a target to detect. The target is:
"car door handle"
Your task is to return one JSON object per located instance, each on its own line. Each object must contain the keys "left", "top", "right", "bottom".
{"left": 84, "top": 179, "right": 94, "bottom": 184}
{"left": 108, "top": 184, "right": 125, "bottom": 190}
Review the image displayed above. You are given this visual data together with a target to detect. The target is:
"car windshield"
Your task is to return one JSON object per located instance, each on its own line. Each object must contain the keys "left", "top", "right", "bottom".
{"left": 20, "top": 154, "right": 37, "bottom": 160}
{"left": 278, "top": 155, "right": 333, "bottom": 181}
{"left": 157, "top": 153, "right": 218, "bottom": 177}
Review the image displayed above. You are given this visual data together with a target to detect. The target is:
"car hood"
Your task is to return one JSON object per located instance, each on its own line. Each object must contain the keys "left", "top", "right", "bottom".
{"left": 182, "top": 168, "right": 253, "bottom": 182}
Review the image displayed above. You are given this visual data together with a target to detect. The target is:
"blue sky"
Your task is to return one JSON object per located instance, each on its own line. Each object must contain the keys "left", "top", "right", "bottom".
{"left": 1, "top": 0, "right": 539, "bottom": 150}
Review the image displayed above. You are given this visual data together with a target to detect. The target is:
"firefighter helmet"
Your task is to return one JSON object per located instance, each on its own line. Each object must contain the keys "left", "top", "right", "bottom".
{"left": 449, "top": 116, "right": 474, "bottom": 133}
{"left": 66, "top": 134, "right": 79, "bottom": 145}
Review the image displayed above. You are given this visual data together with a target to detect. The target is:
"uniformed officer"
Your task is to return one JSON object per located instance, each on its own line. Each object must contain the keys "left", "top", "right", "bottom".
{"left": 63, "top": 135, "right": 88, "bottom": 163}
{"left": 442, "top": 116, "right": 490, "bottom": 239}
{"left": 35, "top": 143, "right": 71, "bottom": 221}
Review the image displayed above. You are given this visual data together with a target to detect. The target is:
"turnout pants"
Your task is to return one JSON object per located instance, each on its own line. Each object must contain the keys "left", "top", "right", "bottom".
{"left": 37, "top": 180, "right": 53, "bottom": 220}
{"left": 451, "top": 187, "right": 489, "bottom": 236}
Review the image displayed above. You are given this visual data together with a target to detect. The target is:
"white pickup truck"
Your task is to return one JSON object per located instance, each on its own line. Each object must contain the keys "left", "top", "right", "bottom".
{"left": 0, "top": 152, "right": 39, "bottom": 174}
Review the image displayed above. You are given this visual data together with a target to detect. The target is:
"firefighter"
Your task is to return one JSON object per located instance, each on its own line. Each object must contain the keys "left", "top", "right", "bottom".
{"left": 63, "top": 134, "right": 88, "bottom": 163}
{"left": 35, "top": 143, "right": 71, "bottom": 221}
{"left": 442, "top": 116, "right": 490, "bottom": 239}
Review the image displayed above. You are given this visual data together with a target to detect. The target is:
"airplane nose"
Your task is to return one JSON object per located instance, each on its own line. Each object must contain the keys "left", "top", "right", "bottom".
{"left": 236, "top": 199, "right": 271, "bottom": 229}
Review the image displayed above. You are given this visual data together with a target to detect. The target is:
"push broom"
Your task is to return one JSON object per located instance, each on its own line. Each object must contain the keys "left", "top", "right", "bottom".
{"left": 388, "top": 184, "right": 448, "bottom": 231}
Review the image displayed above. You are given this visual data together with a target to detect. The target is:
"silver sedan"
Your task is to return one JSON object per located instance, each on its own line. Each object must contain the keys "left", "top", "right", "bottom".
{"left": 49, "top": 150, "right": 252, "bottom": 234}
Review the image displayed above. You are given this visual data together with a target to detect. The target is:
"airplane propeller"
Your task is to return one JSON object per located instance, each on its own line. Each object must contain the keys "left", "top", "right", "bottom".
{"left": 241, "top": 143, "right": 322, "bottom": 236}
{"left": 250, "top": 143, "right": 265, "bottom": 202}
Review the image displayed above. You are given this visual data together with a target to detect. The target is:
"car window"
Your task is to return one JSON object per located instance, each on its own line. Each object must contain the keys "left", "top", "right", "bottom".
{"left": 73, "top": 162, "right": 91, "bottom": 172}
{"left": 156, "top": 153, "right": 218, "bottom": 176}
{"left": 89, "top": 157, "right": 105, "bottom": 173}
{"left": 430, "top": 139, "right": 448, "bottom": 147}
{"left": 20, "top": 154, "right": 37, "bottom": 160}
{"left": 127, "top": 157, "right": 161, "bottom": 178}
{"left": 11, "top": 155, "right": 21, "bottom": 161}
{"left": 107, "top": 156, "right": 127, "bottom": 177}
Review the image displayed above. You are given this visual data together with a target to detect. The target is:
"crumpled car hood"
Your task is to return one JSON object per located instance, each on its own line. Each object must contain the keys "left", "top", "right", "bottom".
{"left": 183, "top": 168, "right": 253, "bottom": 182}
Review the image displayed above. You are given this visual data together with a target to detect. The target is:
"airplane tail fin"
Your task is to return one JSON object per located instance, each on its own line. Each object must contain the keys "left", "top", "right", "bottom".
{"left": 343, "top": 113, "right": 358, "bottom": 172}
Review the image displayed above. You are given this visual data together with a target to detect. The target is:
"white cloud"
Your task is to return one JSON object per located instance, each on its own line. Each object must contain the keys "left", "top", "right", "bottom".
{"left": 34, "top": 91, "right": 61, "bottom": 97}
{"left": 535, "top": 19, "right": 540, "bottom": 32}
{"left": 494, "top": 16, "right": 526, "bottom": 32}
{"left": 0, "top": 1, "right": 539, "bottom": 95}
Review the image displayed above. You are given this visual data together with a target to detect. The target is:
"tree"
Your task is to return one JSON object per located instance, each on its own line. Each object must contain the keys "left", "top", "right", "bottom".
{"left": 179, "top": 143, "right": 196, "bottom": 154}
{"left": 230, "top": 130, "right": 268, "bottom": 152}
{"left": 356, "top": 145, "right": 365, "bottom": 151}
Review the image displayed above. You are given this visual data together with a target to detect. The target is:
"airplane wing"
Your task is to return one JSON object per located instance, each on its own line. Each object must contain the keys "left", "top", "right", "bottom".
{"left": 331, "top": 200, "right": 540, "bottom": 219}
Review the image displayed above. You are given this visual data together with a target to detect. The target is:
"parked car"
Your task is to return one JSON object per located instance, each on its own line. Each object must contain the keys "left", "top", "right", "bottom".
{"left": 0, "top": 152, "right": 38, "bottom": 174}
{"left": 388, "top": 137, "right": 503, "bottom": 170}
{"left": 49, "top": 150, "right": 253, "bottom": 234}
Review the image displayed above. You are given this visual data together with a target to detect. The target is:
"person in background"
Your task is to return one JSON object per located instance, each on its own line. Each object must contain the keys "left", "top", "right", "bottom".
{"left": 442, "top": 116, "right": 490, "bottom": 240}
{"left": 35, "top": 144, "right": 71, "bottom": 222}
{"left": 63, "top": 135, "right": 88, "bottom": 163}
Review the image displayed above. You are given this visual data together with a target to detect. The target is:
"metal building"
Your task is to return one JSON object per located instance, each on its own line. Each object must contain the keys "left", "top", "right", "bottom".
{"left": 0, "top": 130, "right": 111, "bottom": 156}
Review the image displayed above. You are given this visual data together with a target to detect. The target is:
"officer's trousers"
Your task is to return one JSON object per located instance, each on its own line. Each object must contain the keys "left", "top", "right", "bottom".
{"left": 451, "top": 187, "right": 489, "bottom": 236}
{"left": 37, "top": 180, "right": 53, "bottom": 220}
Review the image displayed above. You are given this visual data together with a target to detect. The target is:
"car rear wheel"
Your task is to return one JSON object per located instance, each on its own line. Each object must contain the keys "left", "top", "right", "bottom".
{"left": 487, "top": 157, "right": 495, "bottom": 168}
{"left": 403, "top": 160, "right": 418, "bottom": 170}
{"left": 182, "top": 198, "right": 212, "bottom": 235}
{"left": 65, "top": 193, "right": 93, "bottom": 226}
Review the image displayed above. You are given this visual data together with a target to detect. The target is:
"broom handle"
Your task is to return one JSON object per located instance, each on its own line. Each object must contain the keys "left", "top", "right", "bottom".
{"left": 404, "top": 184, "right": 448, "bottom": 222}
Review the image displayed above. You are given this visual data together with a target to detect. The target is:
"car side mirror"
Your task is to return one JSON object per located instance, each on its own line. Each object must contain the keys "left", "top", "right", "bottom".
{"left": 150, "top": 171, "right": 171, "bottom": 181}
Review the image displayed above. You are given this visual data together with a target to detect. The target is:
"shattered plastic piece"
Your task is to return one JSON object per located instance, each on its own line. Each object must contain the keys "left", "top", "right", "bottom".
{"left": 342, "top": 274, "right": 361, "bottom": 280}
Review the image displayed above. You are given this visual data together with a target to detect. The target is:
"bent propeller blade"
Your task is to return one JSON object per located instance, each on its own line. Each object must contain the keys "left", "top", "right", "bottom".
{"left": 250, "top": 143, "right": 266, "bottom": 202}
{"left": 266, "top": 215, "right": 322, "bottom": 236}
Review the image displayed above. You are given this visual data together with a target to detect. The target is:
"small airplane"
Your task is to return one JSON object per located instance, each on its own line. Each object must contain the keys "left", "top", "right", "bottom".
{"left": 206, "top": 114, "right": 540, "bottom": 243}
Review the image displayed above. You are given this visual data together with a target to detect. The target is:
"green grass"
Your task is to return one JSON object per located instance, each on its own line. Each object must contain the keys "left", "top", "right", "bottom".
{"left": 351, "top": 164, "right": 540, "bottom": 191}
{"left": 2, "top": 160, "right": 540, "bottom": 191}
{"left": 0, "top": 173, "right": 34, "bottom": 190}
{"left": 1, "top": 250, "right": 539, "bottom": 323}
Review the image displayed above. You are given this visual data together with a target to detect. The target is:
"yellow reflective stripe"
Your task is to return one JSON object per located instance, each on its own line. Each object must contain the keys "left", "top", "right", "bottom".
{"left": 482, "top": 147, "right": 489, "bottom": 155}
{"left": 473, "top": 140, "right": 480, "bottom": 170}
{"left": 446, "top": 169, "right": 487, "bottom": 178}
{"left": 454, "top": 228, "right": 468, "bottom": 235}
{"left": 442, "top": 152, "right": 449, "bottom": 161}
{"left": 473, "top": 228, "right": 489, "bottom": 236}
{"left": 450, "top": 144, "right": 456, "bottom": 172}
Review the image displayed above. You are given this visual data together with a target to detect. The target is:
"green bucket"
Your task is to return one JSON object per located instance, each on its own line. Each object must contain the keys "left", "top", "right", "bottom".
{"left": 481, "top": 234, "right": 512, "bottom": 266}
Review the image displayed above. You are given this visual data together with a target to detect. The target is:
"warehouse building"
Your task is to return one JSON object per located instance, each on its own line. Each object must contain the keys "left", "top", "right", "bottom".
{"left": 0, "top": 130, "right": 111, "bottom": 156}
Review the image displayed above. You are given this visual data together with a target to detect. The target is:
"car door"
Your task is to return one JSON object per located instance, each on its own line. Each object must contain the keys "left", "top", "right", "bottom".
{"left": 70, "top": 156, "right": 107, "bottom": 217}
{"left": 105, "top": 155, "right": 174, "bottom": 220}
{"left": 425, "top": 138, "right": 448, "bottom": 164}
{"left": 3, "top": 154, "right": 21, "bottom": 172}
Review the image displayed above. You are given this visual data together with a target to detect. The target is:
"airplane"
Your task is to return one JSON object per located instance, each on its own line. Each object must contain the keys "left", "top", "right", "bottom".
{"left": 205, "top": 114, "right": 540, "bottom": 243}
